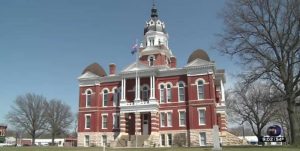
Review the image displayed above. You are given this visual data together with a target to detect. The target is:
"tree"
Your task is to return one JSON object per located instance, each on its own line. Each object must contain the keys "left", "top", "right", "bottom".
{"left": 219, "top": 0, "right": 300, "bottom": 145}
{"left": 6, "top": 93, "right": 48, "bottom": 145}
{"left": 45, "top": 99, "right": 74, "bottom": 145}
{"left": 227, "top": 83, "right": 278, "bottom": 144}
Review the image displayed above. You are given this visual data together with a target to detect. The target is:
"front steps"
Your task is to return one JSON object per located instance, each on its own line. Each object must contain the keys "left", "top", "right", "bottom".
{"left": 114, "top": 135, "right": 150, "bottom": 147}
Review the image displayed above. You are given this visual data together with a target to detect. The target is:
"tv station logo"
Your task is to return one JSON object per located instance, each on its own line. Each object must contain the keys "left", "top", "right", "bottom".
{"left": 259, "top": 125, "right": 286, "bottom": 142}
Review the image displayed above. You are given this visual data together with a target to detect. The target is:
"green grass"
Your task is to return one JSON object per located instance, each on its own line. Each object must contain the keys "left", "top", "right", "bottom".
{"left": 0, "top": 146, "right": 299, "bottom": 151}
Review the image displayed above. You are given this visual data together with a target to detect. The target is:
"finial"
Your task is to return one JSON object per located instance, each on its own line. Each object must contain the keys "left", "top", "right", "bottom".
{"left": 151, "top": 0, "right": 158, "bottom": 18}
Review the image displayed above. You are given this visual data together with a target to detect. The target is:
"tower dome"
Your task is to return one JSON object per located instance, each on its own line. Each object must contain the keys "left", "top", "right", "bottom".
{"left": 143, "top": 3, "right": 166, "bottom": 35}
{"left": 82, "top": 63, "right": 107, "bottom": 77}
{"left": 187, "top": 49, "right": 210, "bottom": 63}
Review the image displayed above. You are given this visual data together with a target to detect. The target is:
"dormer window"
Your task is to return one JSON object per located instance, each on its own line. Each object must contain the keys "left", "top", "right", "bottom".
{"left": 148, "top": 55, "right": 155, "bottom": 66}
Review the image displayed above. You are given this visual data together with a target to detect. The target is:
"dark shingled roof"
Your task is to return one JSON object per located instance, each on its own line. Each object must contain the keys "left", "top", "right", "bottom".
{"left": 187, "top": 49, "right": 210, "bottom": 63}
{"left": 82, "top": 63, "right": 107, "bottom": 77}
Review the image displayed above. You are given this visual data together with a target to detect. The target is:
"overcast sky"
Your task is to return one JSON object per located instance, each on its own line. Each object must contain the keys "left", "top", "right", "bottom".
{"left": 0, "top": 0, "right": 239, "bottom": 125}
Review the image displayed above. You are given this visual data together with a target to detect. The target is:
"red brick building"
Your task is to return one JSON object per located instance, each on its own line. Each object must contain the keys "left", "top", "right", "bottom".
{"left": 77, "top": 4, "right": 236, "bottom": 147}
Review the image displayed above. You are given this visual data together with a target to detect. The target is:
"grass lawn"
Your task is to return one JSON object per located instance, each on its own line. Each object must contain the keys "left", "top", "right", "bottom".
{"left": 0, "top": 146, "right": 299, "bottom": 151}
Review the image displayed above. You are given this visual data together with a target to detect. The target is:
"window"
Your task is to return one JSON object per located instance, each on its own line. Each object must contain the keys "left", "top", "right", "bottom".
{"left": 178, "top": 82, "right": 185, "bottom": 102}
{"left": 161, "top": 134, "right": 165, "bottom": 146}
{"left": 149, "top": 56, "right": 154, "bottom": 66}
{"left": 197, "top": 80, "right": 204, "bottom": 99}
{"left": 102, "top": 135, "right": 107, "bottom": 146}
{"left": 167, "top": 112, "right": 172, "bottom": 127}
{"left": 113, "top": 88, "right": 119, "bottom": 107}
{"left": 160, "top": 85, "right": 165, "bottom": 103}
{"left": 102, "top": 114, "right": 108, "bottom": 129}
{"left": 166, "top": 84, "right": 172, "bottom": 102}
{"left": 85, "top": 114, "right": 91, "bottom": 129}
{"left": 142, "top": 86, "right": 149, "bottom": 101}
{"left": 198, "top": 109, "right": 206, "bottom": 125}
{"left": 179, "top": 111, "right": 186, "bottom": 127}
{"left": 86, "top": 90, "right": 92, "bottom": 107}
{"left": 85, "top": 135, "right": 90, "bottom": 147}
{"left": 103, "top": 89, "right": 108, "bottom": 107}
{"left": 167, "top": 134, "right": 172, "bottom": 146}
{"left": 113, "top": 114, "right": 120, "bottom": 129}
{"left": 199, "top": 132, "right": 207, "bottom": 146}
{"left": 160, "top": 112, "right": 166, "bottom": 127}
{"left": 149, "top": 37, "right": 155, "bottom": 46}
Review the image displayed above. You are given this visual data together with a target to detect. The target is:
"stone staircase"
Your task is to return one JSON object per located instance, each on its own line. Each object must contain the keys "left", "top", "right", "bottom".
{"left": 221, "top": 131, "right": 244, "bottom": 145}
{"left": 115, "top": 135, "right": 150, "bottom": 147}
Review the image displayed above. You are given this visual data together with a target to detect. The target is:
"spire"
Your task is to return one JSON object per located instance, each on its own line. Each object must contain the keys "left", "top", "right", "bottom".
{"left": 151, "top": 0, "right": 158, "bottom": 18}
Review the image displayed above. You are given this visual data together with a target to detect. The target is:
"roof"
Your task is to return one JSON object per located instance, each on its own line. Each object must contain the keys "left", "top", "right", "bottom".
{"left": 187, "top": 49, "right": 210, "bottom": 63}
{"left": 82, "top": 63, "right": 107, "bottom": 77}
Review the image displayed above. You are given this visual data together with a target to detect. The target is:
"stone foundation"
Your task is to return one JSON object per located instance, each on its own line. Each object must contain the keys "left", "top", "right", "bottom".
{"left": 78, "top": 132, "right": 117, "bottom": 147}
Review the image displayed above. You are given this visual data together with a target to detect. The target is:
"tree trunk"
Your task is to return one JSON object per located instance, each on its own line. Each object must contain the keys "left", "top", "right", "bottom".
{"left": 32, "top": 133, "right": 35, "bottom": 146}
{"left": 51, "top": 133, "right": 55, "bottom": 146}
{"left": 288, "top": 99, "right": 300, "bottom": 146}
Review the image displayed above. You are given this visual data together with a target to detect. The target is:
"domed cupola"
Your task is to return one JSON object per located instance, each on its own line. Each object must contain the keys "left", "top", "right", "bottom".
{"left": 143, "top": 3, "right": 166, "bottom": 35}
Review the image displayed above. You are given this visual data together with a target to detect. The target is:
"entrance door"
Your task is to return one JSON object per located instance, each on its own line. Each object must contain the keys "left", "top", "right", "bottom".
{"left": 142, "top": 114, "right": 149, "bottom": 135}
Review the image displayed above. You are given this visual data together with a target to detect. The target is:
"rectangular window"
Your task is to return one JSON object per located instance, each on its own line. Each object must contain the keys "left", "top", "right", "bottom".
{"left": 198, "top": 84, "right": 204, "bottom": 99}
{"left": 102, "top": 115, "right": 108, "bottom": 129}
{"left": 198, "top": 109, "right": 206, "bottom": 125}
{"left": 161, "top": 134, "right": 165, "bottom": 146}
{"left": 199, "top": 132, "right": 207, "bottom": 146}
{"left": 113, "top": 114, "right": 120, "bottom": 129}
{"left": 102, "top": 135, "right": 107, "bottom": 146}
{"left": 86, "top": 95, "right": 91, "bottom": 107}
{"left": 167, "top": 87, "right": 172, "bottom": 102}
{"left": 179, "top": 86, "right": 185, "bottom": 102}
{"left": 103, "top": 94, "right": 108, "bottom": 106}
{"left": 167, "top": 134, "right": 172, "bottom": 146}
{"left": 179, "top": 111, "right": 186, "bottom": 127}
{"left": 160, "top": 112, "right": 166, "bottom": 127}
{"left": 85, "top": 135, "right": 90, "bottom": 147}
{"left": 85, "top": 115, "right": 91, "bottom": 129}
{"left": 167, "top": 112, "right": 172, "bottom": 127}
{"left": 160, "top": 89, "right": 165, "bottom": 103}
{"left": 113, "top": 90, "right": 118, "bottom": 107}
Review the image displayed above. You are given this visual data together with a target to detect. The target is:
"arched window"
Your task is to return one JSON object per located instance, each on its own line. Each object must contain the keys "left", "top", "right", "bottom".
{"left": 141, "top": 86, "right": 149, "bottom": 101}
{"left": 197, "top": 80, "right": 204, "bottom": 100}
{"left": 160, "top": 84, "right": 165, "bottom": 103}
{"left": 86, "top": 90, "right": 92, "bottom": 107}
{"left": 166, "top": 84, "right": 172, "bottom": 102}
{"left": 148, "top": 55, "right": 155, "bottom": 66}
{"left": 103, "top": 89, "right": 109, "bottom": 107}
{"left": 178, "top": 82, "right": 185, "bottom": 102}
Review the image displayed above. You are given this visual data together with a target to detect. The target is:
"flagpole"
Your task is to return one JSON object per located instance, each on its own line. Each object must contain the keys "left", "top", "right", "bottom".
{"left": 135, "top": 39, "right": 138, "bottom": 148}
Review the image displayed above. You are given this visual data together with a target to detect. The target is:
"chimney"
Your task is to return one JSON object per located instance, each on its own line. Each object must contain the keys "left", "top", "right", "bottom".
{"left": 170, "top": 56, "right": 177, "bottom": 68}
{"left": 109, "top": 63, "right": 116, "bottom": 75}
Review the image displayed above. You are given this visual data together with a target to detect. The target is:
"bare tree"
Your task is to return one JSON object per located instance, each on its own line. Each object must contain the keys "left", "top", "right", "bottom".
{"left": 6, "top": 93, "right": 48, "bottom": 145}
{"left": 219, "top": 0, "right": 300, "bottom": 145}
{"left": 227, "top": 83, "right": 278, "bottom": 144}
{"left": 45, "top": 99, "right": 74, "bottom": 145}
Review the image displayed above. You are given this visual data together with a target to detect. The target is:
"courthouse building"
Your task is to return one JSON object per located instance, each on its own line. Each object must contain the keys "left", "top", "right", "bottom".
{"left": 77, "top": 4, "right": 239, "bottom": 147}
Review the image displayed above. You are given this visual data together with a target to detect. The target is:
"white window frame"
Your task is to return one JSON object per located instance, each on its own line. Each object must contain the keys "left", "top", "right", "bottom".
{"left": 167, "top": 112, "right": 172, "bottom": 127}
{"left": 198, "top": 107, "right": 206, "bottom": 125}
{"left": 166, "top": 83, "right": 172, "bottom": 103}
{"left": 102, "top": 89, "right": 109, "bottom": 107}
{"left": 85, "top": 114, "right": 91, "bottom": 129}
{"left": 196, "top": 79, "right": 205, "bottom": 100}
{"left": 160, "top": 134, "right": 165, "bottom": 146}
{"left": 102, "top": 113, "right": 108, "bottom": 129}
{"left": 178, "top": 110, "right": 186, "bottom": 127}
{"left": 141, "top": 84, "right": 150, "bottom": 101}
{"left": 112, "top": 87, "right": 119, "bottom": 107}
{"left": 199, "top": 132, "right": 207, "bottom": 146}
{"left": 160, "top": 112, "right": 166, "bottom": 127}
{"left": 167, "top": 134, "right": 172, "bottom": 146}
{"left": 147, "top": 55, "right": 156, "bottom": 66}
{"left": 113, "top": 113, "right": 120, "bottom": 129}
{"left": 159, "top": 84, "right": 165, "bottom": 103}
{"left": 178, "top": 82, "right": 185, "bottom": 102}
{"left": 85, "top": 89, "right": 92, "bottom": 107}
{"left": 84, "top": 135, "right": 90, "bottom": 147}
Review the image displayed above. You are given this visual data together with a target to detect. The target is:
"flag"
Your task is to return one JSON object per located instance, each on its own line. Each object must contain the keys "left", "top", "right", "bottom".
{"left": 131, "top": 43, "right": 138, "bottom": 55}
